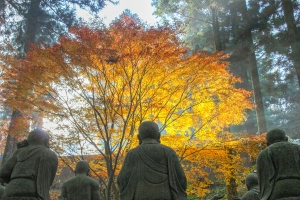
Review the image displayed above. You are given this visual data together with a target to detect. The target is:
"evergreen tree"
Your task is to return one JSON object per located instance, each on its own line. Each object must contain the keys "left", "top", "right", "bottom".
{"left": 152, "top": 0, "right": 274, "bottom": 135}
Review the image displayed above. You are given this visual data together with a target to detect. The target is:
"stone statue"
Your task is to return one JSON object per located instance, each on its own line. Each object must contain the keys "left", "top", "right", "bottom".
{"left": 117, "top": 121, "right": 188, "bottom": 200}
{"left": 210, "top": 194, "right": 224, "bottom": 200}
{"left": 256, "top": 128, "right": 300, "bottom": 200}
{"left": 0, "top": 129, "right": 58, "bottom": 200}
{"left": 241, "top": 173, "right": 260, "bottom": 200}
{"left": 0, "top": 184, "right": 5, "bottom": 198}
{"left": 58, "top": 160, "right": 101, "bottom": 200}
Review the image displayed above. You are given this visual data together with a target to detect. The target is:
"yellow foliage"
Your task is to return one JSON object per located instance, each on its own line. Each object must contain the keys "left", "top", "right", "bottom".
{"left": 160, "top": 132, "right": 266, "bottom": 197}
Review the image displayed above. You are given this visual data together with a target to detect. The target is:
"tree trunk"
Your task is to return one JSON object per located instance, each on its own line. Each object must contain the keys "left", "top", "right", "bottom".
{"left": 226, "top": 178, "right": 238, "bottom": 200}
{"left": 240, "top": 0, "right": 267, "bottom": 134}
{"left": 226, "top": 148, "right": 238, "bottom": 200}
{"left": 0, "top": 0, "right": 5, "bottom": 20}
{"left": 211, "top": 7, "right": 223, "bottom": 51}
{"left": 248, "top": 47, "right": 267, "bottom": 133}
{"left": 228, "top": 1, "right": 257, "bottom": 134}
{"left": 1, "top": 134, "right": 18, "bottom": 166}
{"left": 104, "top": 140, "right": 115, "bottom": 200}
{"left": 23, "top": 0, "right": 40, "bottom": 53}
{"left": 2, "top": 0, "right": 41, "bottom": 164}
{"left": 281, "top": 0, "right": 300, "bottom": 89}
{"left": 112, "top": 181, "right": 120, "bottom": 200}
{"left": 1, "top": 110, "right": 29, "bottom": 166}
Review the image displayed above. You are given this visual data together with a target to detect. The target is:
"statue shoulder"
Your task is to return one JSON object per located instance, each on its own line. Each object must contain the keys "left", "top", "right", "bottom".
{"left": 88, "top": 177, "right": 100, "bottom": 187}
{"left": 42, "top": 148, "right": 57, "bottom": 157}
{"left": 161, "top": 144, "right": 177, "bottom": 154}
{"left": 39, "top": 148, "right": 58, "bottom": 164}
{"left": 257, "top": 147, "right": 269, "bottom": 158}
{"left": 126, "top": 147, "right": 141, "bottom": 156}
{"left": 72, "top": 176, "right": 100, "bottom": 188}
{"left": 63, "top": 176, "right": 76, "bottom": 185}
{"left": 290, "top": 142, "right": 300, "bottom": 148}
{"left": 13, "top": 148, "right": 23, "bottom": 155}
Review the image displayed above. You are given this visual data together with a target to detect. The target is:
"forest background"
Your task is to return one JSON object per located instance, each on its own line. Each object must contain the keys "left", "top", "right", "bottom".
{"left": 0, "top": 0, "right": 299, "bottom": 200}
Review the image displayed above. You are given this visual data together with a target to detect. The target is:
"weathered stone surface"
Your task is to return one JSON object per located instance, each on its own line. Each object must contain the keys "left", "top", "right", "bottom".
{"left": 232, "top": 196, "right": 241, "bottom": 200}
{"left": 0, "top": 129, "right": 58, "bottom": 200}
{"left": 210, "top": 194, "right": 225, "bottom": 200}
{"left": 257, "top": 128, "right": 300, "bottom": 200}
{"left": 117, "top": 121, "right": 187, "bottom": 200}
{"left": 241, "top": 173, "right": 260, "bottom": 200}
{"left": 58, "top": 160, "right": 101, "bottom": 200}
{"left": 0, "top": 184, "right": 5, "bottom": 198}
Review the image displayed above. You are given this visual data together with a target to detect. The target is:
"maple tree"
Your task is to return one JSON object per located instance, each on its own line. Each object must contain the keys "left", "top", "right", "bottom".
{"left": 161, "top": 131, "right": 266, "bottom": 198}
{"left": 0, "top": 13, "right": 254, "bottom": 199}
{"left": 0, "top": 0, "right": 114, "bottom": 166}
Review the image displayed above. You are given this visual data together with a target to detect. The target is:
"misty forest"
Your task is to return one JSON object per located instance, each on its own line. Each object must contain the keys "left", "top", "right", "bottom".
{"left": 0, "top": 0, "right": 299, "bottom": 199}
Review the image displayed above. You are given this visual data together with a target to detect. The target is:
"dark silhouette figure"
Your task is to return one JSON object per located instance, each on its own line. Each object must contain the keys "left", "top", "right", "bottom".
{"left": 0, "top": 129, "right": 58, "bottom": 200}
{"left": 241, "top": 173, "right": 260, "bottom": 200}
{"left": 257, "top": 128, "right": 300, "bottom": 200}
{"left": 117, "top": 121, "right": 187, "bottom": 200}
{"left": 58, "top": 160, "right": 101, "bottom": 200}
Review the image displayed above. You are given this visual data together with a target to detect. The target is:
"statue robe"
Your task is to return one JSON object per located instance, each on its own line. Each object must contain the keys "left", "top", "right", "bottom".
{"left": 117, "top": 139, "right": 187, "bottom": 200}
{"left": 256, "top": 142, "right": 300, "bottom": 200}
{"left": 241, "top": 186, "right": 260, "bottom": 200}
{"left": 0, "top": 145, "right": 58, "bottom": 200}
{"left": 0, "top": 185, "right": 5, "bottom": 198}
{"left": 59, "top": 174, "right": 101, "bottom": 200}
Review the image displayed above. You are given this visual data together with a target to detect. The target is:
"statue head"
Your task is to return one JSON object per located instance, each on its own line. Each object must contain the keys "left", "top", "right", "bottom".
{"left": 266, "top": 128, "right": 288, "bottom": 146}
{"left": 75, "top": 160, "right": 90, "bottom": 176}
{"left": 138, "top": 121, "right": 160, "bottom": 144}
{"left": 245, "top": 173, "right": 258, "bottom": 190}
{"left": 27, "top": 129, "right": 50, "bottom": 148}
